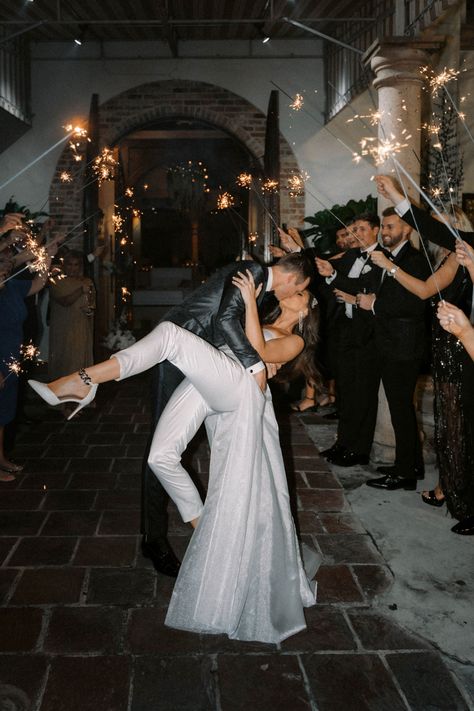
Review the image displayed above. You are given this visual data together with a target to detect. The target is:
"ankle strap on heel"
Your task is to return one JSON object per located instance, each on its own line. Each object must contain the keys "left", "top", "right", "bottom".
{"left": 78, "top": 368, "right": 93, "bottom": 386}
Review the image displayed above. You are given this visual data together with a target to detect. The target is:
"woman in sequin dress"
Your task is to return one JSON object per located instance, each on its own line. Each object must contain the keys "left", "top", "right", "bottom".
{"left": 370, "top": 209, "right": 474, "bottom": 533}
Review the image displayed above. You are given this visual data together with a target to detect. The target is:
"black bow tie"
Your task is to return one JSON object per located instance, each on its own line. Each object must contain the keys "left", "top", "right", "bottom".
{"left": 355, "top": 249, "right": 369, "bottom": 259}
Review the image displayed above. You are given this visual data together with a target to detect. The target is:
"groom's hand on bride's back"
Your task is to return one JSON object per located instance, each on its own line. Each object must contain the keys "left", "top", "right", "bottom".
{"left": 253, "top": 369, "right": 267, "bottom": 392}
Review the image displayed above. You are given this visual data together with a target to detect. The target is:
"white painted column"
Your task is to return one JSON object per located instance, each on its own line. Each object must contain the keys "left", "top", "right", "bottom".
{"left": 363, "top": 40, "right": 437, "bottom": 463}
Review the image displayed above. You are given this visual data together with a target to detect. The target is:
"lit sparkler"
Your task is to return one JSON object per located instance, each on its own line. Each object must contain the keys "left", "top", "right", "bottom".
{"left": 421, "top": 66, "right": 460, "bottom": 94}
{"left": 287, "top": 172, "right": 309, "bottom": 197}
{"left": 236, "top": 173, "right": 253, "bottom": 188}
{"left": 353, "top": 135, "right": 409, "bottom": 167}
{"left": 125, "top": 187, "right": 134, "bottom": 198}
{"left": 217, "top": 192, "right": 235, "bottom": 210}
{"left": 289, "top": 93, "right": 304, "bottom": 111}
{"left": 93, "top": 148, "right": 118, "bottom": 185}
{"left": 60, "top": 171, "right": 72, "bottom": 183}
{"left": 262, "top": 179, "right": 279, "bottom": 193}
{"left": 112, "top": 214, "right": 125, "bottom": 232}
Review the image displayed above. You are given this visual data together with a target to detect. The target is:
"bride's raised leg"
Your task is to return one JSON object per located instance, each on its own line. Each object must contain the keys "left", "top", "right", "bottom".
{"left": 30, "top": 321, "right": 246, "bottom": 415}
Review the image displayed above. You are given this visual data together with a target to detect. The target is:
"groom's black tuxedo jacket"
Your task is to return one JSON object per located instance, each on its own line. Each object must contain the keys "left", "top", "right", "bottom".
{"left": 401, "top": 203, "right": 474, "bottom": 251}
{"left": 163, "top": 259, "right": 267, "bottom": 371}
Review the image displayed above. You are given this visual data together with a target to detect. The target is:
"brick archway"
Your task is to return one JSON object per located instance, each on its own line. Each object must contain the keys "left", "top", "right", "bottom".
{"left": 50, "top": 79, "right": 304, "bottom": 237}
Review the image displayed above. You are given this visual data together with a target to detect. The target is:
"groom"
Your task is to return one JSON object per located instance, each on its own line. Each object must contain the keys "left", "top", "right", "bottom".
{"left": 141, "top": 253, "right": 314, "bottom": 576}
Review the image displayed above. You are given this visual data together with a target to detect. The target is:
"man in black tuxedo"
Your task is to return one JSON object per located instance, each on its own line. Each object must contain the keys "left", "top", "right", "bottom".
{"left": 358, "top": 207, "right": 430, "bottom": 489}
{"left": 315, "top": 213, "right": 383, "bottom": 467}
{"left": 375, "top": 174, "right": 474, "bottom": 250}
{"left": 141, "top": 253, "right": 313, "bottom": 576}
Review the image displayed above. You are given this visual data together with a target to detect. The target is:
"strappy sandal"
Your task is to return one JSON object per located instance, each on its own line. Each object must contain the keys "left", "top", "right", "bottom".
{"left": 421, "top": 490, "right": 445, "bottom": 508}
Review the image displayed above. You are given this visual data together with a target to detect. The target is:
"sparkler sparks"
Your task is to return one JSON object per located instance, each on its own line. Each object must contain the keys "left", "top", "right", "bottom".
{"left": 289, "top": 93, "right": 304, "bottom": 111}
{"left": 125, "top": 187, "right": 134, "bottom": 198}
{"left": 217, "top": 192, "right": 235, "bottom": 210}
{"left": 261, "top": 179, "right": 279, "bottom": 193}
{"left": 112, "top": 214, "right": 125, "bottom": 232}
{"left": 20, "top": 343, "right": 40, "bottom": 360}
{"left": 236, "top": 173, "right": 253, "bottom": 188}
{"left": 60, "top": 171, "right": 72, "bottom": 183}
{"left": 352, "top": 135, "right": 409, "bottom": 167}
{"left": 421, "top": 66, "right": 460, "bottom": 94}
{"left": 287, "top": 172, "right": 309, "bottom": 197}
{"left": 93, "top": 148, "right": 118, "bottom": 185}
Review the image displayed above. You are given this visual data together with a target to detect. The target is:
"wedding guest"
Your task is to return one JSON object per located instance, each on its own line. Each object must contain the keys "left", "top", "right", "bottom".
{"left": 48, "top": 250, "right": 95, "bottom": 418}
{"left": 315, "top": 213, "right": 382, "bottom": 466}
{"left": 0, "top": 245, "right": 57, "bottom": 481}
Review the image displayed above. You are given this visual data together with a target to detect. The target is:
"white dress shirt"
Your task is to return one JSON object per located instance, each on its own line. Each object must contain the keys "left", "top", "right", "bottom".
{"left": 327, "top": 243, "right": 378, "bottom": 318}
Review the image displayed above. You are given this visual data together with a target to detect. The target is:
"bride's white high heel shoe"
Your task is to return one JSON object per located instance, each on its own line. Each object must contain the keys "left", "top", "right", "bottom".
{"left": 28, "top": 369, "right": 98, "bottom": 421}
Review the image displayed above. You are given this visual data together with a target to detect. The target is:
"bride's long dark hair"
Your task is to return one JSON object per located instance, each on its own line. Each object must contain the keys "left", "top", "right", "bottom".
{"left": 262, "top": 296, "right": 321, "bottom": 387}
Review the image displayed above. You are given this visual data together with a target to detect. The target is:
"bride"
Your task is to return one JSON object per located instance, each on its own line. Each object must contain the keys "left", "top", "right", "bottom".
{"left": 29, "top": 269, "right": 320, "bottom": 643}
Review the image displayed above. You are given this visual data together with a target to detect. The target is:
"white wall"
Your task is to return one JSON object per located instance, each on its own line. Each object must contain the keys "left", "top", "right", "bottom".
{"left": 0, "top": 38, "right": 376, "bottom": 225}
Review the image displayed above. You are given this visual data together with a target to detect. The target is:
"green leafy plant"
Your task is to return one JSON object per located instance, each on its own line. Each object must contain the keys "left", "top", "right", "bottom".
{"left": 302, "top": 194, "right": 377, "bottom": 254}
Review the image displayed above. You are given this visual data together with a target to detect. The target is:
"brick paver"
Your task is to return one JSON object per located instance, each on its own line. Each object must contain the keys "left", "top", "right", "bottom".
{"left": 0, "top": 375, "right": 470, "bottom": 710}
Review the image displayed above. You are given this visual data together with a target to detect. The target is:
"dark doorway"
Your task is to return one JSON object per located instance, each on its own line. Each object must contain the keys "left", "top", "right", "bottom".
{"left": 116, "top": 116, "right": 260, "bottom": 273}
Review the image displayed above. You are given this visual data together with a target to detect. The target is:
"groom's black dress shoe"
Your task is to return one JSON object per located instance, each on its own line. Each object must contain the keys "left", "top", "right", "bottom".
{"left": 366, "top": 474, "right": 417, "bottom": 491}
{"left": 451, "top": 516, "right": 474, "bottom": 535}
{"left": 377, "top": 464, "right": 425, "bottom": 480}
{"left": 320, "top": 442, "right": 345, "bottom": 459}
{"left": 141, "top": 539, "right": 181, "bottom": 577}
{"left": 328, "top": 450, "right": 370, "bottom": 467}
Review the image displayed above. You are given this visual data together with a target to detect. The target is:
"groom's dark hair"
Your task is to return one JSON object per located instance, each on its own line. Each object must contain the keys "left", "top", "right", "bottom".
{"left": 276, "top": 252, "right": 314, "bottom": 285}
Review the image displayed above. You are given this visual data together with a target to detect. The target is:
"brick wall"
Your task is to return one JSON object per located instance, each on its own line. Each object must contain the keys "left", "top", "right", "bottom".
{"left": 49, "top": 79, "right": 305, "bottom": 243}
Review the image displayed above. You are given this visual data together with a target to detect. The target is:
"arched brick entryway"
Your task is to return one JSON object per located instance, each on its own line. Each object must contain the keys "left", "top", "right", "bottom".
{"left": 50, "top": 80, "right": 304, "bottom": 239}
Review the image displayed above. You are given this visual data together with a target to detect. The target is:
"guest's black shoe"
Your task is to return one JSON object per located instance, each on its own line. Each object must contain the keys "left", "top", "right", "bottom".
{"left": 141, "top": 539, "right": 181, "bottom": 577}
{"left": 451, "top": 516, "right": 474, "bottom": 535}
{"left": 366, "top": 474, "right": 417, "bottom": 491}
{"left": 421, "top": 490, "right": 445, "bottom": 508}
{"left": 319, "top": 442, "right": 345, "bottom": 459}
{"left": 376, "top": 464, "right": 425, "bottom": 480}
{"left": 329, "top": 450, "right": 369, "bottom": 467}
{"left": 322, "top": 410, "right": 339, "bottom": 420}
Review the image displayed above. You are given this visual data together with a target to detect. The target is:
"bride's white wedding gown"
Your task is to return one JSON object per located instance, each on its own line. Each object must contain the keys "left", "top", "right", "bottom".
{"left": 114, "top": 322, "right": 318, "bottom": 644}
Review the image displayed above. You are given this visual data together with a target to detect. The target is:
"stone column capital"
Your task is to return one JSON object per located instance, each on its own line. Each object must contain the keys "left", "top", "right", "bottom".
{"left": 363, "top": 37, "right": 444, "bottom": 90}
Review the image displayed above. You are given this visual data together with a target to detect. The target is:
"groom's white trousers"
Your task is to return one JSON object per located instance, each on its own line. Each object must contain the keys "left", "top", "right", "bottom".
{"left": 113, "top": 321, "right": 258, "bottom": 522}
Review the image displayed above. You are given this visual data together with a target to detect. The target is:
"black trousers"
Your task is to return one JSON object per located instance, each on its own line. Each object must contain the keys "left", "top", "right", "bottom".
{"left": 141, "top": 361, "right": 184, "bottom": 544}
{"left": 335, "top": 318, "right": 379, "bottom": 456}
{"left": 379, "top": 356, "right": 423, "bottom": 476}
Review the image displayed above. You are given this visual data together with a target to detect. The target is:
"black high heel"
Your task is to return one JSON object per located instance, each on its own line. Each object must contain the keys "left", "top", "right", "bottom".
{"left": 451, "top": 516, "right": 474, "bottom": 535}
{"left": 421, "top": 490, "right": 445, "bottom": 508}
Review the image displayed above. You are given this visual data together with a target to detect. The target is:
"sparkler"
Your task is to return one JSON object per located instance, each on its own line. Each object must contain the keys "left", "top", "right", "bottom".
{"left": 353, "top": 135, "right": 410, "bottom": 167}
{"left": 262, "top": 179, "right": 279, "bottom": 193}
{"left": 125, "top": 187, "right": 134, "bottom": 198}
{"left": 3, "top": 341, "right": 41, "bottom": 382}
{"left": 236, "top": 173, "right": 252, "bottom": 189}
{"left": 287, "top": 172, "right": 309, "bottom": 197}
{"left": 92, "top": 148, "right": 118, "bottom": 185}
{"left": 289, "top": 93, "right": 304, "bottom": 111}
{"left": 0, "top": 123, "right": 88, "bottom": 193}
{"left": 217, "top": 192, "right": 235, "bottom": 210}
{"left": 112, "top": 214, "right": 125, "bottom": 232}
{"left": 60, "top": 171, "right": 73, "bottom": 183}
{"left": 421, "top": 66, "right": 460, "bottom": 95}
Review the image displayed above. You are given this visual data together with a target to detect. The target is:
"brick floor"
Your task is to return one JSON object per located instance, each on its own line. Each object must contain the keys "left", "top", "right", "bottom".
{"left": 0, "top": 376, "right": 470, "bottom": 710}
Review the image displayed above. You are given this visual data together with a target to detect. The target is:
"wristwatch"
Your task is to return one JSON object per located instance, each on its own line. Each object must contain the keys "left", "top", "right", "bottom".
{"left": 387, "top": 266, "right": 399, "bottom": 277}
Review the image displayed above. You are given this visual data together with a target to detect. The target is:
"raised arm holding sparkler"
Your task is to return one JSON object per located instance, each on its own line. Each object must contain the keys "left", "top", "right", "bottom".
{"left": 375, "top": 175, "right": 474, "bottom": 251}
